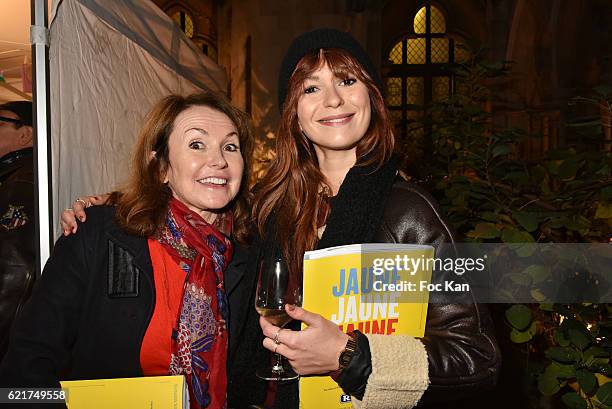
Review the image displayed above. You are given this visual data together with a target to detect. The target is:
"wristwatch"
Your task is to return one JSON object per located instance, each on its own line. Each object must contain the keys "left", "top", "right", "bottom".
{"left": 330, "top": 331, "right": 358, "bottom": 381}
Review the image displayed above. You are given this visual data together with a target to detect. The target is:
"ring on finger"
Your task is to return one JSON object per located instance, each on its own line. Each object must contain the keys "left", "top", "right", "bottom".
{"left": 64, "top": 208, "right": 74, "bottom": 212}
{"left": 273, "top": 328, "right": 282, "bottom": 345}
{"left": 75, "top": 198, "right": 91, "bottom": 208}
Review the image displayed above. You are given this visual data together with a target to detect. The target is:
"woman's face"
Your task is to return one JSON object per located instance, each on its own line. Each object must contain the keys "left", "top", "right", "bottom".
{"left": 164, "top": 105, "right": 244, "bottom": 223}
{"left": 296, "top": 63, "right": 371, "bottom": 155}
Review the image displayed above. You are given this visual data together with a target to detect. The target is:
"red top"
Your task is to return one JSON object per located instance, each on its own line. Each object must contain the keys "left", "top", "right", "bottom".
{"left": 140, "top": 239, "right": 187, "bottom": 375}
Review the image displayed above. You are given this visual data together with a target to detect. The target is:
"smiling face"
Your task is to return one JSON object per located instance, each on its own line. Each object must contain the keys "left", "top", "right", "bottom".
{"left": 164, "top": 105, "right": 244, "bottom": 223}
{"left": 296, "top": 63, "right": 371, "bottom": 156}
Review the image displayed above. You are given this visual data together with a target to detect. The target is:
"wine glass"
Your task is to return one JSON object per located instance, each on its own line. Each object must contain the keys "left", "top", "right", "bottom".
{"left": 255, "top": 255, "right": 302, "bottom": 381}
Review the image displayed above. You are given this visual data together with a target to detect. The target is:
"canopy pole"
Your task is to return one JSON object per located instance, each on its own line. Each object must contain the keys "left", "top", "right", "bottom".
{"left": 31, "top": 0, "right": 52, "bottom": 274}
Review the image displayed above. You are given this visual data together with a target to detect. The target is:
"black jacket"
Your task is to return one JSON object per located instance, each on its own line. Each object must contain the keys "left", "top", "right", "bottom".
{"left": 0, "top": 206, "right": 261, "bottom": 408}
{"left": 0, "top": 148, "right": 36, "bottom": 360}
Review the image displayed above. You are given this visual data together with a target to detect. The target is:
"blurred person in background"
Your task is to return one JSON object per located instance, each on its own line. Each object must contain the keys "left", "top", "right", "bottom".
{"left": 0, "top": 100, "right": 35, "bottom": 360}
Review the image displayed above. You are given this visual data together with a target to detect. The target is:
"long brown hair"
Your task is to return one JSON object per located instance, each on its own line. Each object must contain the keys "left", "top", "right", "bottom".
{"left": 109, "top": 91, "right": 253, "bottom": 243}
{"left": 253, "top": 48, "right": 395, "bottom": 275}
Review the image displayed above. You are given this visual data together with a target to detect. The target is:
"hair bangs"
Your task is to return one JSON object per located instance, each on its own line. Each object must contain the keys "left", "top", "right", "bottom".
{"left": 255, "top": 47, "right": 396, "bottom": 278}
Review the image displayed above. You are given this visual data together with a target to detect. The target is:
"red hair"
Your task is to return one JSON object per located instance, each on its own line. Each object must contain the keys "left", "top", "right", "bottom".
{"left": 253, "top": 48, "right": 395, "bottom": 275}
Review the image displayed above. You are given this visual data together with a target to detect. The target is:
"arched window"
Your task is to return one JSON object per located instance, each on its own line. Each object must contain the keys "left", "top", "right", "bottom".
{"left": 172, "top": 9, "right": 194, "bottom": 38}
{"left": 193, "top": 38, "right": 218, "bottom": 61}
{"left": 166, "top": 4, "right": 218, "bottom": 61}
{"left": 384, "top": 4, "right": 470, "bottom": 147}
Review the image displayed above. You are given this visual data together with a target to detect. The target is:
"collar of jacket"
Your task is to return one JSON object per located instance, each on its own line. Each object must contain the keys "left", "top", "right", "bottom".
{"left": 223, "top": 242, "right": 249, "bottom": 297}
{"left": 316, "top": 156, "right": 399, "bottom": 249}
{"left": 102, "top": 207, "right": 246, "bottom": 298}
{"left": 0, "top": 148, "right": 33, "bottom": 182}
{"left": 0, "top": 148, "right": 33, "bottom": 169}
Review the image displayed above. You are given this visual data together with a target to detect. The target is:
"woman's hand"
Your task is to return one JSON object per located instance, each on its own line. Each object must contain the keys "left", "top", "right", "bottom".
{"left": 61, "top": 195, "right": 109, "bottom": 235}
{"left": 260, "top": 304, "right": 350, "bottom": 375}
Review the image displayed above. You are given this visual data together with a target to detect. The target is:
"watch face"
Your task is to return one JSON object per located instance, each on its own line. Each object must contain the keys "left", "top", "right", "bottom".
{"left": 340, "top": 351, "right": 351, "bottom": 366}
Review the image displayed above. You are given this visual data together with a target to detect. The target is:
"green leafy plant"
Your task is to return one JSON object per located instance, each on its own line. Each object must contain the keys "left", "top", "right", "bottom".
{"left": 403, "top": 49, "right": 612, "bottom": 408}
{"left": 410, "top": 56, "right": 612, "bottom": 243}
{"left": 506, "top": 303, "right": 612, "bottom": 409}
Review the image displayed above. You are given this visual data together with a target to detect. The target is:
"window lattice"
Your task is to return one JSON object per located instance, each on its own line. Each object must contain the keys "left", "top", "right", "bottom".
{"left": 388, "top": 41, "right": 403, "bottom": 64}
{"left": 413, "top": 7, "right": 427, "bottom": 34}
{"left": 172, "top": 10, "right": 194, "bottom": 38}
{"left": 413, "top": 6, "right": 446, "bottom": 34}
{"left": 388, "top": 110, "right": 402, "bottom": 129}
{"left": 432, "top": 77, "right": 449, "bottom": 102}
{"left": 384, "top": 4, "right": 469, "bottom": 147}
{"left": 407, "top": 110, "right": 424, "bottom": 140}
{"left": 430, "top": 6, "right": 446, "bottom": 33}
{"left": 407, "top": 38, "right": 426, "bottom": 64}
{"left": 431, "top": 38, "right": 449, "bottom": 63}
{"left": 386, "top": 78, "right": 402, "bottom": 106}
{"left": 406, "top": 77, "right": 424, "bottom": 106}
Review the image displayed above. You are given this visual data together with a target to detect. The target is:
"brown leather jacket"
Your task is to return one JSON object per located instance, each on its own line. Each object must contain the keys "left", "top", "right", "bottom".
{"left": 365, "top": 180, "right": 501, "bottom": 406}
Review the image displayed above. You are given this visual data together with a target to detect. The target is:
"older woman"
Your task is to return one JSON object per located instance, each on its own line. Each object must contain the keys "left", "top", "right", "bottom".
{"left": 0, "top": 91, "right": 253, "bottom": 409}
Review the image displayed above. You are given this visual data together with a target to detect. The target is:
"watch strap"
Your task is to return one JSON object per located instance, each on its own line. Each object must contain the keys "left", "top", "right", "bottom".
{"left": 330, "top": 331, "right": 359, "bottom": 381}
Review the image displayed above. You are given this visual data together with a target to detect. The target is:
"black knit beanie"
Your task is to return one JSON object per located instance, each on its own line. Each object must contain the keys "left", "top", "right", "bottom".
{"left": 277, "top": 28, "right": 383, "bottom": 113}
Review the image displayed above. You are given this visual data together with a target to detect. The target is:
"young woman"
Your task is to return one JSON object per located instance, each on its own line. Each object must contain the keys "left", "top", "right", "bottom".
{"left": 0, "top": 91, "right": 255, "bottom": 409}
{"left": 252, "top": 28, "right": 501, "bottom": 408}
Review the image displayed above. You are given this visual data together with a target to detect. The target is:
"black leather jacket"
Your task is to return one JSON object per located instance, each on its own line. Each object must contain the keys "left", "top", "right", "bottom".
{"left": 0, "top": 148, "right": 36, "bottom": 360}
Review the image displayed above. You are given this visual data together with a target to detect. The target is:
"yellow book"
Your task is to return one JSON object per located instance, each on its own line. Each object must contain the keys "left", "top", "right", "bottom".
{"left": 60, "top": 375, "right": 188, "bottom": 409}
{"left": 300, "top": 243, "right": 434, "bottom": 409}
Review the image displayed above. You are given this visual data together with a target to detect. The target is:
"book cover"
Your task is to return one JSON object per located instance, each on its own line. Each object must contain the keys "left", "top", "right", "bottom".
{"left": 60, "top": 375, "right": 188, "bottom": 409}
{"left": 300, "top": 243, "right": 434, "bottom": 409}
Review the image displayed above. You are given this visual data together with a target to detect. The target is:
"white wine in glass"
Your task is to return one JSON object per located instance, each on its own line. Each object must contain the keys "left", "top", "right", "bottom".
{"left": 255, "top": 306, "right": 292, "bottom": 327}
{"left": 255, "top": 255, "right": 302, "bottom": 381}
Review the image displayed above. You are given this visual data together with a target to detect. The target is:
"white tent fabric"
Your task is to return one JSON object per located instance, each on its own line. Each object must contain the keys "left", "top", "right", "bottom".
{"left": 49, "top": 0, "right": 227, "bottom": 236}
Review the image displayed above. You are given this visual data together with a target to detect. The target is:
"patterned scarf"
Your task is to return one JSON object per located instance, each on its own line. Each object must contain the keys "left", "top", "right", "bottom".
{"left": 158, "top": 198, "right": 233, "bottom": 409}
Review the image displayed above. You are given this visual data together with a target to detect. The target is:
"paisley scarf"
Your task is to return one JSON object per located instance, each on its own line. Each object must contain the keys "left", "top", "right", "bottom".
{"left": 158, "top": 198, "right": 233, "bottom": 409}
